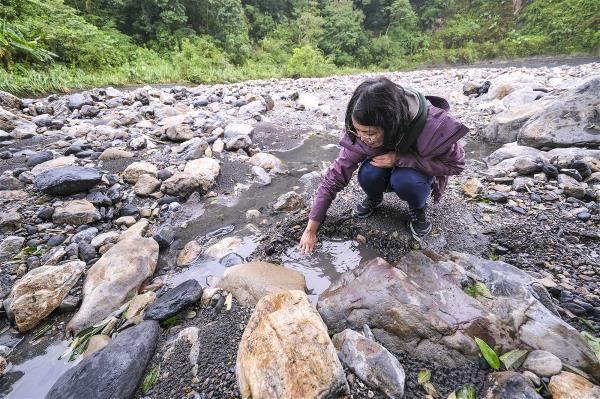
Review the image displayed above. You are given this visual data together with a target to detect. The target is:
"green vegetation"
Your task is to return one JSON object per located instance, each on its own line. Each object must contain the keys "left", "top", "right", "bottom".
{"left": 1, "top": 0, "right": 598, "bottom": 95}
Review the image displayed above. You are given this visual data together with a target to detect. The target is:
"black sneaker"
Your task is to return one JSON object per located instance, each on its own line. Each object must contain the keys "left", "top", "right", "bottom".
{"left": 408, "top": 207, "right": 432, "bottom": 236}
{"left": 353, "top": 197, "right": 383, "bottom": 218}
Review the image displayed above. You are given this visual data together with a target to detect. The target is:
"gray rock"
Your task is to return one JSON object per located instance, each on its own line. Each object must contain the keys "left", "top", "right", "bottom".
{"left": 482, "top": 371, "right": 542, "bottom": 399}
{"left": 53, "top": 200, "right": 100, "bottom": 225}
{"left": 518, "top": 76, "right": 600, "bottom": 148}
{"left": 251, "top": 166, "right": 271, "bottom": 185}
{"left": 176, "top": 137, "right": 209, "bottom": 160}
{"left": 485, "top": 143, "right": 546, "bottom": 167}
{"left": 166, "top": 123, "right": 193, "bottom": 142}
{"left": 523, "top": 350, "right": 563, "bottom": 377}
{"left": 224, "top": 122, "right": 253, "bottom": 139}
{"left": 34, "top": 166, "right": 101, "bottom": 195}
{"left": 332, "top": 329, "right": 405, "bottom": 399}
{"left": 484, "top": 99, "right": 552, "bottom": 144}
{"left": 0, "top": 209, "right": 21, "bottom": 232}
{"left": 0, "top": 90, "right": 22, "bottom": 110}
{"left": 273, "top": 191, "right": 304, "bottom": 211}
{"left": 513, "top": 157, "right": 542, "bottom": 175}
{"left": 0, "top": 236, "right": 25, "bottom": 262}
{"left": 225, "top": 134, "right": 252, "bottom": 151}
{"left": 557, "top": 174, "right": 585, "bottom": 199}
{"left": 68, "top": 93, "right": 92, "bottom": 110}
{"left": 153, "top": 226, "right": 175, "bottom": 248}
{"left": 46, "top": 321, "right": 160, "bottom": 399}
{"left": 72, "top": 228, "right": 99, "bottom": 244}
{"left": 27, "top": 151, "right": 53, "bottom": 167}
{"left": 144, "top": 279, "right": 202, "bottom": 321}
{"left": 512, "top": 176, "right": 534, "bottom": 192}
{"left": 317, "top": 251, "right": 600, "bottom": 379}
{"left": 219, "top": 252, "right": 244, "bottom": 267}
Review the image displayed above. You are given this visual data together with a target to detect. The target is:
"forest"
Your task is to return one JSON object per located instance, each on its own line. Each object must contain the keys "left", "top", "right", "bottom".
{"left": 0, "top": 0, "right": 598, "bottom": 94}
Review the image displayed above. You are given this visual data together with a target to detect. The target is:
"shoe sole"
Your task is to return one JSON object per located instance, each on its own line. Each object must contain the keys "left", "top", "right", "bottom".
{"left": 352, "top": 201, "right": 383, "bottom": 219}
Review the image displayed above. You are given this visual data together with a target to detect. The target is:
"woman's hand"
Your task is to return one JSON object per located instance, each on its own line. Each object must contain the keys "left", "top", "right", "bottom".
{"left": 370, "top": 151, "right": 397, "bottom": 168}
{"left": 298, "top": 219, "right": 320, "bottom": 255}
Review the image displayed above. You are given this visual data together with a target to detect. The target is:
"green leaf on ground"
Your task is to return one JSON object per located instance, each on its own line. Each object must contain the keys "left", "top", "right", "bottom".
{"left": 160, "top": 313, "right": 183, "bottom": 329}
{"left": 456, "top": 383, "right": 477, "bottom": 399}
{"left": 60, "top": 317, "right": 111, "bottom": 361}
{"left": 499, "top": 348, "right": 528, "bottom": 370}
{"left": 474, "top": 337, "right": 501, "bottom": 370}
{"left": 141, "top": 364, "right": 160, "bottom": 394}
{"left": 31, "top": 320, "right": 52, "bottom": 340}
{"left": 464, "top": 282, "right": 494, "bottom": 299}
{"left": 418, "top": 369, "right": 431, "bottom": 384}
{"left": 581, "top": 331, "right": 600, "bottom": 364}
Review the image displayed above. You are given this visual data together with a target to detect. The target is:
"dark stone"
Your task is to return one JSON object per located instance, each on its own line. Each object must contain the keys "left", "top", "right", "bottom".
{"left": 27, "top": 256, "right": 40, "bottom": 270}
{"left": 46, "top": 321, "right": 160, "bottom": 399}
{"left": 27, "top": 151, "right": 53, "bottom": 167}
{"left": 144, "top": 280, "right": 203, "bottom": 321}
{"left": 495, "top": 245, "right": 510, "bottom": 255}
{"left": 192, "top": 97, "right": 209, "bottom": 107}
{"left": 106, "top": 185, "right": 123, "bottom": 202}
{"left": 583, "top": 189, "right": 597, "bottom": 202}
{"left": 560, "top": 168, "right": 582, "bottom": 181}
{"left": 58, "top": 295, "right": 81, "bottom": 313}
{"left": 86, "top": 191, "right": 112, "bottom": 207}
{"left": 75, "top": 150, "right": 94, "bottom": 159}
{"left": 0, "top": 175, "right": 23, "bottom": 190}
{"left": 47, "top": 234, "right": 66, "bottom": 247}
{"left": 530, "top": 193, "right": 542, "bottom": 203}
{"left": 119, "top": 204, "right": 139, "bottom": 217}
{"left": 34, "top": 166, "right": 101, "bottom": 195}
{"left": 219, "top": 252, "right": 244, "bottom": 267}
{"left": 573, "top": 299, "right": 594, "bottom": 312}
{"left": 65, "top": 242, "right": 79, "bottom": 258}
{"left": 80, "top": 105, "right": 99, "bottom": 118}
{"left": 577, "top": 212, "right": 591, "bottom": 221}
{"left": 559, "top": 291, "right": 574, "bottom": 303}
{"left": 157, "top": 169, "right": 173, "bottom": 181}
{"left": 562, "top": 302, "right": 587, "bottom": 315}
{"left": 78, "top": 242, "right": 97, "bottom": 262}
{"left": 0, "top": 329, "right": 24, "bottom": 348}
{"left": 158, "top": 196, "right": 178, "bottom": 205}
{"left": 72, "top": 227, "right": 98, "bottom": 243}
{"left": 486, "top": 192, "right": 508, "bottom": 203}
{"left": 65, "top": 142, "right": 87, "bottom": 156}
{"left": 570, "top": 160, "right": 592, "bottom": 179}
{"left": 153, "top": 227, "right": 175, "bottom": 248}
{"left": 482, "top": 371, "right": 542, "bottom": 399}
{"left": 542, "top": 163, "right": 559, "bottom": 178}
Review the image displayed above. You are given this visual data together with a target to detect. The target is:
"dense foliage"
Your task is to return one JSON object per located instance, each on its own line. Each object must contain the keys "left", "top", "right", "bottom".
{"left": 0, "top": 0, "right": 598, "bottom": 94}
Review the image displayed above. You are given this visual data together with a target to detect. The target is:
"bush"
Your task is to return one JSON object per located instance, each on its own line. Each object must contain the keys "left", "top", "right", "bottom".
{"left": 286, "top": 44, "right": 335, "bottom": 77}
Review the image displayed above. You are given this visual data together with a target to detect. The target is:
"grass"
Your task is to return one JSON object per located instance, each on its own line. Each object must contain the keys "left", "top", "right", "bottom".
{"left": 1, "top": 46, "right": 596, "bottom": 97}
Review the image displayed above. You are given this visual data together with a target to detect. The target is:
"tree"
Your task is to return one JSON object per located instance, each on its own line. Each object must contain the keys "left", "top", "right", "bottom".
{"left": 320, "top": 0, "right": 367, "bottom": 66}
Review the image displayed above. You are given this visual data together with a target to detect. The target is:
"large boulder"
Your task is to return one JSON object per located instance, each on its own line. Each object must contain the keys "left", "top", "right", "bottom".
{"left": 518, "top": 76, "right": 600, "bottom": 148}
{"left": 485, "top": 143, "right": 547, "bottom": 167}
{"left": 216, "top": 261, "right": 307, "bottom": 305}
{"left": 484, "top": 99, "right": 553, "bottom": 144}
{"left": 317, "top": 251, "right": 600, "bottom": 380}
{"left": 34, "top": 166, "right": 101, "bottom": 196}
{"left": 46, "top": 320, "right": 160, "bottom": 399}
{"left": 7, "top": 261, "right": 84, "bottom": 332}
{"left": 66, "top": 221, "right": 159, "bottom": 335}
{"left": 237, "top": 290, "right": 349, "bottom": 399}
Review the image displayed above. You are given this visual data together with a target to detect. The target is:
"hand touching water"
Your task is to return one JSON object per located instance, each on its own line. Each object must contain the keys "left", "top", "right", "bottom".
{"left": 370, "top": 151, "right": 397, "bottom": 168}
{"left": 298, "top": 219, "right": 320, "bottom": 255}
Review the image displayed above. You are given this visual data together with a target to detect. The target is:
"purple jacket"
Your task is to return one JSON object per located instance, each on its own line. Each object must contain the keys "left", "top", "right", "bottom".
{"left": 309, "top": 96, "right": 468, "bottom": 223}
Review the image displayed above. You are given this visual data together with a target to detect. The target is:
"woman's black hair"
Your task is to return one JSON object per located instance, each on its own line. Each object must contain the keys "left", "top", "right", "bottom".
{"left": 344, "top": 76, "right": 411, "bottom": 151}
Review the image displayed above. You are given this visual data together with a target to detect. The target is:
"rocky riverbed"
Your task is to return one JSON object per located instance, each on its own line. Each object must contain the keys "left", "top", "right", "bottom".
{"left": 0, "top": 59, "right": 599, "bottom": 399}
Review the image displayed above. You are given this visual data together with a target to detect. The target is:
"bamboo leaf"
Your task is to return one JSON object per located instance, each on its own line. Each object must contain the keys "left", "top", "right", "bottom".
{"left": 499, "top": 349, "right": 528, "bottom": 370}
{"left": 474, "top": 337, "right": 500, "bottom": 370}
{"left": 581, "top": 332, "right": 600, "bottom": 364}
{"left": 141, "top": 364, "right": 160, "bottom": 394}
